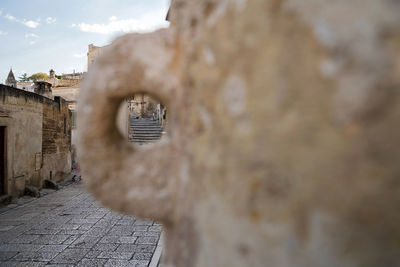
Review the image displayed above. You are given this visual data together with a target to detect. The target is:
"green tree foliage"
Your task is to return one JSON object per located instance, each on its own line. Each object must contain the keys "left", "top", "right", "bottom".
{"left": 28, "top": 72, "right": 50, "bottom": 82}
{"left": 18, "top": 73, "right": 29, "bottom": 82}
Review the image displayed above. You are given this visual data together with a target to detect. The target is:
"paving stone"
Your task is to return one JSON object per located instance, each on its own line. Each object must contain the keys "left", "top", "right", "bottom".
{"left": 132, "top": 226, "right": 148, "bottom": 232}
{"left": 76, "top": 258, "right": 108, "bottom": 267}
{"left": 45, "top": 264, "right": 74, "bottom": 267}
{"left": 148, "top": 225, "right": 162, "bottom": 232}
{"left": 11, "top": 251, "right": 59, "bottom": 262}
{"left": 133, "top": 220, "right": 153, "bottom": 226}
{"left": 14, "top": 262, "right": 47, "bottom": 267}
{"left": 104, "top": 259, "right": 135, "bottom": 267}
{"left": 97, "top": 251, "right": 134, "bottom": 260}
{"left": 72, "top": 237, "right": 100, "bottom": 249}
{"left": 25, "top": 229, "right": 60, "bottom": 235}
{"left": 69, "top": 218, "right": 100, "bottom": 224}
{"left": 0, "top": 226, "right": 15, "bottom": 231}
{"left": 132, "top": 252, "right": 152, "bottom": 261}
{"left": 9, "top": 234, "right": 40, "bottom": 244}
{"left": 116, "top": 244, "right": 156, "bottom": 253}
{"left": 99, "top": 236, "right": 120, "bottom": 243}
{"left": 129, "top": 260, "right": 150, "bottom": 267}
{"left": 0, "top": 261, "right": 17, "bottom": 267}
{"left": 135, "top": 236, "right": 158, "bottom": 245}
{"left": 82, "top": 250, "right": 102, "bottom": 259}
{"left": 119, "top": 236, "right": 138, "bottom": 244}
{"left": 0, "top": 183, "right": 162, "bottom": 266}
{"left": 31, "top": 234, "right": 70, "bottom": 245}
{"left": 49, "top": 224, "right": 80, "bottom": 230}
{"left": 57, "top": 229, "right": 87, "bottom": 235}
{"left": 77, "top": 224, "right": 94, "bottom": 231}
{"left": 85, "top": 213, "right": 107, "bottom": 219}
{"left": 82, "top": 227, "right": 108, "bottom": 236}
{"left": 62, "top": 235, "right": 80, "bottom": 245}
{"left": 50, "top": 248, "right": 89, "bottom": 264}
{"left": 109, "top": 226, "right": 135, "bottom": 235}
{"left": 0, "top": 244, "right": 43, "bottom": 252}
{"left": 0, "top": 251, "right": 18, "bottom": 261}
{"left": 91, "top": 243, "right": 119, "bottom": 252}
{"left": 37, "top": 244, "right": 68, "bottom": 253}
{"left": 133, "top": 231, "right": 159, "bottom": 237}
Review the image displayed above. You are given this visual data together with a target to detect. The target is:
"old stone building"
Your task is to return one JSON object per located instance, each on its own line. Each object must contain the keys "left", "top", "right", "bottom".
{"left": 0, "top": 84, "right": 71, "bottom": 197}
{"left": 88, "top": 44, "right": 109, "bottom": 71}
{"left": 16, "top": 82, "right": 34, "bottom": 92}
{"left": 128, "top": 94, "right": 161, "bottom": 119}
{"left": 34, "top": 81, "right": 53, "bottom": 99}
{"left": 50, "top": 69, "right": 84, "bottom": 146}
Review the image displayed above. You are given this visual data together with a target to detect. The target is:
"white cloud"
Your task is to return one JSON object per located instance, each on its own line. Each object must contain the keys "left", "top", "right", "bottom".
{"left": 74, "top": 13, "right": 169, "bottom": 35}
{"left": 5, "top": 14, "right": 17, "bottom": 21}
{"left": 23, "top": 20, "right": 40, "bottom": 28}
{"left": 46, "top": 17, "right": 56, "bottom": 24}
{"left": 4, "top": 13, "right": 40, "bottom": 28}
{"left": 0, "top": 31, "right": 8, "bottom": 36}
{"left": 25, "top": 33, "right": 39, "bottom": 38}
{"left": 73, "top": 53, "right": 86, "bottom": 58}
{"left": 29, "top": 40, "right": 37, "bottom": 45}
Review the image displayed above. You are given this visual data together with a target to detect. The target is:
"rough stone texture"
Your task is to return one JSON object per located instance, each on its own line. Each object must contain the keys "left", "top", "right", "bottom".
{"left": 78, "top": 0, "right": 400, "bottom": 266}
{"left": 0, "top": 85, "right": 71, "bottom": 195}
{"left": 41, "top": 96, "right": 72, "bottom": 182}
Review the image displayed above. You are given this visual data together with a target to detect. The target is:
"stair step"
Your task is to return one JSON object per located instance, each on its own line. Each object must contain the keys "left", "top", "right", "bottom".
{"left": 128, "top": 119, "right": 164, "bottom": 144}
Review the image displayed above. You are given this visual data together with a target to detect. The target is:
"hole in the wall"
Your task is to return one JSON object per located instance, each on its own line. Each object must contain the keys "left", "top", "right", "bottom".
{"left": 116, "top": 93, "right": 167, "bottom": 146}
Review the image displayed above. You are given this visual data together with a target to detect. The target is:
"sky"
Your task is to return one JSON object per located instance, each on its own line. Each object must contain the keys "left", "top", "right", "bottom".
{"left": 0, "top": 0, "right": 170, "bottom": 82}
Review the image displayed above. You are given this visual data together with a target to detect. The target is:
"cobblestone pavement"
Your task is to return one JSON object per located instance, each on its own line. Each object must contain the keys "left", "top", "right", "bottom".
{"left": 0, "top": 181, "right": 162, "bottom": 266}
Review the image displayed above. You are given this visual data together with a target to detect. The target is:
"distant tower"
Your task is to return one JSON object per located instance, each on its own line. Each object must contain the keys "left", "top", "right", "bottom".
{"left": 49, "top": 69, "right": 55, "bottom": 79}
{"left": 5, "top": 68, "right": 17, "bottom": 87}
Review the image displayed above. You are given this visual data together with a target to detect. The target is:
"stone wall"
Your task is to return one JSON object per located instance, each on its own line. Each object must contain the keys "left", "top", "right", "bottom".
{"left": 0, "top": 84, "right": 71, "bottom": 196}
{"left": 41, "top": 96, "right": 72, "bottom": 182}
{"left": 88, "top": 44, "right": 108, "bottom": 71}
{"left": 0, "top": 85, "right": 43, "bottom": 194}
{"left": 51, "top": 78, "right": 81, "bottom": 88}
{"left": 128, "top": 94, "right": 160, "bottom": 119}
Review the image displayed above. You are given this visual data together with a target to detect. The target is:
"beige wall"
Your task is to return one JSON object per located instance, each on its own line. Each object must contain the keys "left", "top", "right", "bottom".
{"left": 0, "top": 87, "right": 43, "bottom": 195}
{"left": 0, "top": 85, "right": 71, "bottom": 196}
{"left": 41, "top": 97, "right": 72, "bottom": 182}
{"left": 88, "top": 44, "right": 108, "bottom": 71}
{"left": 128, "top": 94, "right": 160, "bottom": 119}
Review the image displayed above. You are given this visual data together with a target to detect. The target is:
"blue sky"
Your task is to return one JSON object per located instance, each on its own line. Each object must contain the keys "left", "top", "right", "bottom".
{"left": 0, "top": 0, "right": 170, "bottom": 82}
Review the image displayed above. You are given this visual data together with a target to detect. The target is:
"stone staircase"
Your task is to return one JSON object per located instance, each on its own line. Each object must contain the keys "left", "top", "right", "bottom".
{"left": 129, "top": 118, "right": 164, "bottom": 144}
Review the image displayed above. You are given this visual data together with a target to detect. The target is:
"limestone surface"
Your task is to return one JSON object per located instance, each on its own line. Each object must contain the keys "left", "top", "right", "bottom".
{"left": 78, "top": 0, "right": 400, "bottom": 266}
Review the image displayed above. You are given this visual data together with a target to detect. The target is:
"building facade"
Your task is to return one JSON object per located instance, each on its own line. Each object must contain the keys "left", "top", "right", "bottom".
{"left": 0, "top": 84, "right": 72, "bottom": 197}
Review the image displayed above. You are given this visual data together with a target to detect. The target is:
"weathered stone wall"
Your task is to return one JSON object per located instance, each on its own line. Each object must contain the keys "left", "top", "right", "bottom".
{"left": 78, "top": 0, "right": 400, "bottom": 266}
{"left": 88, "top": 44, "right": 109, "bottom": 71}
{"left": 128, "top": 94, "right": 160, "bottom": 119}
{"left": 41, "top": 96, "right": 72, "bottom": 182}
{"left": 51, "top": 79, "right": 81, "bottom": 88}
{"left": 0, "top": 85, "right": 71, "bottom": 196}
{"left": 0, "top": 85, "right": 43, "bottom": 194}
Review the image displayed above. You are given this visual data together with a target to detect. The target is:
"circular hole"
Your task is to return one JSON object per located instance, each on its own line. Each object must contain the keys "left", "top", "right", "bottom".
{"left": 116, "top": 93, "right": 167, "bottom": 145}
